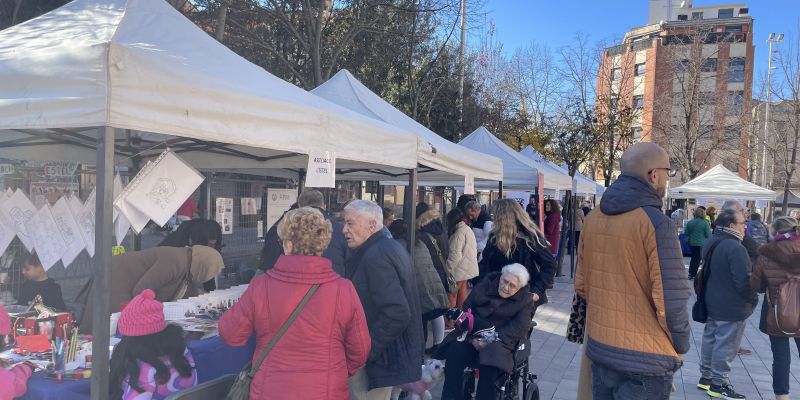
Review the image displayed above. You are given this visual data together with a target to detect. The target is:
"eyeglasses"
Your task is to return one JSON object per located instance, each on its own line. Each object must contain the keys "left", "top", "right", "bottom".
{"left": 651, "top": 167, "right": 678, "bottom": 177}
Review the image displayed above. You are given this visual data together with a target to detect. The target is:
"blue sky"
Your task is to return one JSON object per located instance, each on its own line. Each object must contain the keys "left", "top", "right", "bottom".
{"left": 481, "top": 0, "right": 799, "bottom": 88}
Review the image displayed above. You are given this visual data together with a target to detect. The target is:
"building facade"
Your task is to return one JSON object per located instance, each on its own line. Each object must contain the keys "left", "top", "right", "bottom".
{"left": 596, "top": 1, "right": 754, "bottom": 183}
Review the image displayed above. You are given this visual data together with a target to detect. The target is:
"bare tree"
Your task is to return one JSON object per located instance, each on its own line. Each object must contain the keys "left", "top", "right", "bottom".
{"left": 650, "top": 27, "right": 750, "bottom": 182}
{"left": 772, "top": 30, "right": 800, "bottom": 213}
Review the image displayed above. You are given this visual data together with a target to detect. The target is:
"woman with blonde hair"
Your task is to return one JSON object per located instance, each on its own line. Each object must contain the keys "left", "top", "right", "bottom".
{"left": 479, "top": 199, "right": 557, "bottom": 307}
{"left": 750, "top": 216, "right": 800, "bottom": 400}
{"left": 219, "top": 207, "right": 370, "bottom": 399}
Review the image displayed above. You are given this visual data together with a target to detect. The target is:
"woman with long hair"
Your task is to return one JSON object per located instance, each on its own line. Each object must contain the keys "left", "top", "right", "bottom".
{"left": 543, "top": 199, "right": 561, "bottom": 255}
{"left": 479, "top": 199, "right": 556, "bottom": 307}
{"left": 750, "top": 217, "right": 800, "bottom": 400}
{"left": 109, "top": 290, "right": 196, "bottom": 399}
{"left": 219, "top": 207, "right": 370, "bottom": 399}
{"left": 446, "top": 208, "right": 478, "bottom": 309}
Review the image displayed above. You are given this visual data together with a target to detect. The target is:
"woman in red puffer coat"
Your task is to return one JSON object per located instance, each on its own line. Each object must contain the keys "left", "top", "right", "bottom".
{"left": 219, "top": 208, "right": 370, "bottom": 399}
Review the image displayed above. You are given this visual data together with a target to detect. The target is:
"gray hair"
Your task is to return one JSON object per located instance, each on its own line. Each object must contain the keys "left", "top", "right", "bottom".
{"left": 344, "top": 200, "right": 383, "bottom": 229}
{"left": 501, "top": 263, "right": 530, "bottom": 287}
{"left": 721, "top": 200, "right": 742, "bottom": 212}
{"left": 465, "top": 200, "right": 481, "bottom": 211}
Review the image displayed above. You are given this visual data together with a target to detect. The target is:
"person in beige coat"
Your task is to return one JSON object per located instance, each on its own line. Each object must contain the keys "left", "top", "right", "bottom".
{"left": 446, "top": 208, "right": 479, "bottom": 309}
{"left": 79, "top": 245, "right": 224, "bottom": 333}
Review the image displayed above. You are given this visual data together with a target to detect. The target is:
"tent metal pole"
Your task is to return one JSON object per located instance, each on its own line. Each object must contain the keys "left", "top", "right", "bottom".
{"left": 90, "top": 126, "right": 115, "bottom": 400}
{"left": 498, "top": 181, "right": 503, "bottom": 198}
{"left": 203, "top": 172, "right": 213, "bottom": 220}
{"left": 404, "top": 169, "right": 417, "bottom": 257}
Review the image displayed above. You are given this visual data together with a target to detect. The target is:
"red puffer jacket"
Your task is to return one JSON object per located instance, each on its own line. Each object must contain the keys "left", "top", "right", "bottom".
{"left": 219, "top": 255, "right": 370, "bottom": 399}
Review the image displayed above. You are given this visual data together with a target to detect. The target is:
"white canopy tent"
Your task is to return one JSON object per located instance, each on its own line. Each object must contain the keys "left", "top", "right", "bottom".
{"left": 669, "top": 164, "right": 776, "bottom": 201}
{"left": 384, "top": 126, "right": 572, "bottom": 191}
{"left": 519, "top": 146, "right": 603, "bottom": 196}
{"left": 0, "top": 0, "right": 423, "bottom": 176}
{"left": 312, "top": 70, "right": 504, "bottom": 182}
{"left": 0, "top": 0, "right": 427, "bottom": 396}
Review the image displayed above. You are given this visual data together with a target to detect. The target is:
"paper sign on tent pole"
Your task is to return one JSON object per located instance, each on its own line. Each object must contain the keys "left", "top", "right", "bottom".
{"left": 51, "top": 197, "right": 86, "bottom": 267}
{"left": 29, "top": 206, "right": 67, "bottom": 271}
{"left": 464, "top": 174, "right": 475, "bottom": 195}
{"left": 304, "top": 151, "right": 336, "bottom": 188}
{"left": 116, "top": 150, "right": 204, "bottom": 232}
{"left": 1, "top": 189, "right": 38, "bottom": 252}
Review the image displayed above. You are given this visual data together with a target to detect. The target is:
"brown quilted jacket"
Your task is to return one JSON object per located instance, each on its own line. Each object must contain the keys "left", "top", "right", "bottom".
{"left": 750, "top": 239, "right": 800, "bottom": 336}
{"left": 575, "top": 174, "right": 691, "bottom": 376}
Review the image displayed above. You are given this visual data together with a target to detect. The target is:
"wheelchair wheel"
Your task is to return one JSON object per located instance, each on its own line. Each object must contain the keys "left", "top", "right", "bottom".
{"left": 522, "top": 373, "right": 539, "bottom": 400}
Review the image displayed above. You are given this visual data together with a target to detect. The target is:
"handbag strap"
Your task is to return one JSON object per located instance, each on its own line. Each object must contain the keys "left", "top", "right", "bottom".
{"left": 248, "top": 283, "right": 320, "bottom": 378}
{"left": 424, "top": 232, "right": 447, "bottom": 266}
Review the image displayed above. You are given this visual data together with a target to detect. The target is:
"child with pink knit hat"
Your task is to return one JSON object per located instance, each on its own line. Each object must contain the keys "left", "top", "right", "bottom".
{"left": 109, "top": 289, "right": 197, "bottom": 399}
{"left": 0, "top": 304, "right": 33, "bottom": 400}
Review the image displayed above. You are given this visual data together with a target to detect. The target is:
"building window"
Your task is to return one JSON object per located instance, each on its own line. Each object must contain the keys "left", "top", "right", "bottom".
{"left": 726, "top": 90, "right": 744, "bottom": 115}
{"left": 673, "top": 93, "right": 685, "bottom": 107}
{"left": 724, "top": 126, "right": 740, "bottom": 142}
{"left": 612, "top": 67, "right": 621, "bottom": 81}
{"left": 691, "top": 11, "right": 704, "bottom": 20}
{"left": 610, "top": 97, "right": 619, "bottom": 110}
{"left": 725, "top": 25, "right": 742, "bottom": 33}
{"left": 699, "top": 91, "right": 716, "bottom": 106}
{"left": 718, "top": 8, "right": 734, "bottom": 19}
{"left": 634, "top": 62, "right": 646, "bottom": 76}
{"left": 728, "top": 57, "right": 745, "bottom": 82}
{"left": 677, "top": 14, "right": 688, "bottom": 21}
{"left": 675, "top": 59, "right": 690, "bottom": 73}
{"left": 632, "top": 128, "right": 643, "bottom": 140}
{"left": 633, "top": 95, "right": 644, "bottom": 109}
{"left": 701, "top": 58, "right": 717, "bottom": 72}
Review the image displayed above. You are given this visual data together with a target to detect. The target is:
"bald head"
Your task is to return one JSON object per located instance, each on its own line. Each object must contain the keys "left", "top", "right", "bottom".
{"left": 620, "top": 142, "right": 670, "bottom": 179}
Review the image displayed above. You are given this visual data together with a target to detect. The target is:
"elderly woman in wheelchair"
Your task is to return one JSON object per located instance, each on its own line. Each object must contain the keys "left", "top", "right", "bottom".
{"left": 436, "top": 264, "right": 535, "bottom": 400}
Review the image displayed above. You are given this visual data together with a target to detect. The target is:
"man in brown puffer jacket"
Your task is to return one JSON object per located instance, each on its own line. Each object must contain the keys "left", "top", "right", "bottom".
{"left": 576, "top": 142, "right": 691, "bottom": 400}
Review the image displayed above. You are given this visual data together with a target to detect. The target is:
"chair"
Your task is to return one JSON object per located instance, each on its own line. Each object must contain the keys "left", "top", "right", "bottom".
{"left": 164, "top": 374, "right": 237, "bottom": 400}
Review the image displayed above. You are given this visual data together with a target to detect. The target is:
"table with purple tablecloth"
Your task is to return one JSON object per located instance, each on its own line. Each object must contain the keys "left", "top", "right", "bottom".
{"left": 20, "top": 335, "right": 255, "bottom": 400}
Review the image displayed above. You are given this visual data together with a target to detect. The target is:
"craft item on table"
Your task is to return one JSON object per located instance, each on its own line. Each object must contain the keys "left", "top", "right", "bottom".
{"left": 50, "top": 198, "right": 86, "bottom": 268}
{"left": 170, "top": 318, "right": 219, "bottom": 340}
{"left": 11, "top": 295, "right": 73, "bottom": 340}
{"left": 117, "top": 150, "right": 204, "bottom": 231}
{"left": 29, "top": 206, "right": 68, "bottom": 271}
{"left": 75, "top": 188, "right": 96, "bottom": 257}
{"left": 1, "top": 189, "right": 37, "bottom": 251}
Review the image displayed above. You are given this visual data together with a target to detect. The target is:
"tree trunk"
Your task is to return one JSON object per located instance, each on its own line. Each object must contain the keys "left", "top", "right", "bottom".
{"left": 215, "top": 0, "right": 229, "bottom": 42}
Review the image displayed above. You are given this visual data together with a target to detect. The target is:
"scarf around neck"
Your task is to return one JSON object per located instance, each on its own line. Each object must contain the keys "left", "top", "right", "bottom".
{"left": 716, "top": 226, "right": 744, "bottom": 241}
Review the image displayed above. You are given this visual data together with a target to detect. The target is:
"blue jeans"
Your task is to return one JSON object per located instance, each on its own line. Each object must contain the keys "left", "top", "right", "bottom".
{"left": 591, "top": 363, "right": 673, "bottom": 400}
{"left": 700, "top": 318, "right": 746, "bottom": 386}
{"left": 770, "top": 335, "right": 800, "bottom": 395}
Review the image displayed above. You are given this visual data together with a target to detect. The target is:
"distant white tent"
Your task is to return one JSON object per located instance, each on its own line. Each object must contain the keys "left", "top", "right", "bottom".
{"left": 669, "top": 164, "right": 776, "bottom": 201}
{"left": 519, "top": 146, "right": 602, "bottom": 196}
{"left": 312, "top": 70, "right": 503, "bottom": 182}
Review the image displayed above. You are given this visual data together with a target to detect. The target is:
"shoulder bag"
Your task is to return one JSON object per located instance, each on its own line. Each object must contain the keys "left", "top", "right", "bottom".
{"left": 424, "top": 232, "right": 457, "bottom": 294}
{"left": 692, "top": 238, "right": 730, "bottom": 323}
{"left": 226, "top": 283, "right": 320, "bottom": 400}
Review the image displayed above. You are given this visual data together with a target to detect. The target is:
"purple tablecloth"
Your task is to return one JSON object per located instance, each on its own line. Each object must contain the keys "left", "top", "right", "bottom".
{"left": 20, "top": 335, "right": 255, "bottom": 400}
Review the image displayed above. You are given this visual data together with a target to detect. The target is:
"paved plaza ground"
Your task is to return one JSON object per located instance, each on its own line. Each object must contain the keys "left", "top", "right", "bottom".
{"left": 431, "top": 258, "right": 800, "bottom": 400}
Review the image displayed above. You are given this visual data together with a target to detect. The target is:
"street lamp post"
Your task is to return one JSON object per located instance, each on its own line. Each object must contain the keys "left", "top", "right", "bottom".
{"left": 762, "top": 32, "right": 784, "bottom": 187}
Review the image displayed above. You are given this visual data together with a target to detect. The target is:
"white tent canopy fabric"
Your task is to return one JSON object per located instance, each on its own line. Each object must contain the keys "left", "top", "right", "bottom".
{"left": 312, "top": 70, "right": 503, "bottom": 182}
{"left": 0, "top": 0, "right": 420, "bottom": 174}
{"left": 519, "top": 146, "right": 600, "bottom": 195}
{"left": 669, "top": 164, "right": 776, "bottom": 201}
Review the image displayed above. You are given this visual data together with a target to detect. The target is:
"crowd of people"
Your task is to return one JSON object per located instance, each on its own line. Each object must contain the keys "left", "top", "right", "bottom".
{"left": 5, "top": 141, "right": 799, "bottom": 400}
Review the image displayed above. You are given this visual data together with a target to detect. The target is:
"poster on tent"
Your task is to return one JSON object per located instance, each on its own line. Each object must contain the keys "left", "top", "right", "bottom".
{"left": 121, "top": 150, "right": 204, "bottom": 227}
{"left": 696, "top": 198, "right": 708, "bottom": 207}
{"left": 51, "top": 197, "right": 85, "bottom": 268}
{"left": 505, "top": 191, "right": 530, "bottom": 210}
{"left": 216, "top": 198, "right": 234, "bottom": 235}
{"left": 77, "top": 188, "right": 96, "bottom": 257}
{"left": 537, "top": 173, "right": 545, "bottom": 231}
{"left": 241, "top": 198, "right": 259, "bottom": 215}
{"left": 305, "top": 151, "right": 336, "bottom": 188}
{"left": 464, "top": 174, "right": 475, "bottom": 195}
{"left": 1, "top": 189, "right": 37, "bottom": 252}
{"left": 29, "top": 206, "right": 67, "bottom": 271}
{"left": 266, "top": 189, "right": 297, "bottom": 231}
{"left": 756, "top": 200, "right": 768, "bottom": 209}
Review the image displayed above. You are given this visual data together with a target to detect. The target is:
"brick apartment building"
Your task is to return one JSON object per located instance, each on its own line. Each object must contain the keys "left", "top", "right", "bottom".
{"left": 596, "top": 0, "right": 754, "bottom": 183}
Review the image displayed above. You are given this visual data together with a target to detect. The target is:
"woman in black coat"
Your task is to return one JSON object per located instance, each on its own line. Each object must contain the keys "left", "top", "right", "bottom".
{"left": 479, "top": 199, "right": 556, "bottom": 307}
{"left": 438, "top": 265, "right": 534, "bottom": 400}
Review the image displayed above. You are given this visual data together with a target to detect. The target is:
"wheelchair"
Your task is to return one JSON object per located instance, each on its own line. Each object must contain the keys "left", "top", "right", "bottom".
{"left": 461, "top": 336, "right": 539, "bottom": 400}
